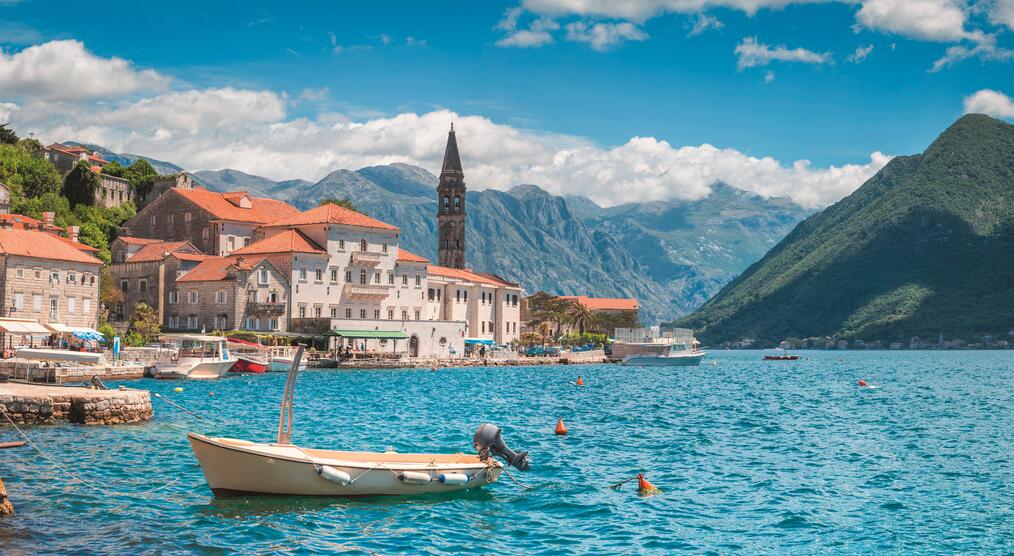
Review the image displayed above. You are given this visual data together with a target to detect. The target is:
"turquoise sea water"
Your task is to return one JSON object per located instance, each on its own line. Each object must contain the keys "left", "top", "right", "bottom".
{"left": 1, "top": 350, "right": 1012, "bottom": 554}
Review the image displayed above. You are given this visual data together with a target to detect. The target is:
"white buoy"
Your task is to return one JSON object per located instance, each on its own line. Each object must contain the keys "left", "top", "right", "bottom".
{"left": 438, "top": 473, "right": 469, "bottom": 485}
{"left": 315, "top": 465, "right": 352, "bottom": 486}
{"left": 398, "top": 471, "right": 432, "bottom": 484}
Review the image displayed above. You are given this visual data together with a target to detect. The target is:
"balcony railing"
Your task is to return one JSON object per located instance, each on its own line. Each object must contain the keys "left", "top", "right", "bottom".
{"left": 246, "top": 302, "right": 286, "bottom": 316}
{"left": 343, "top": 284, "right": 392, "bottom": 298}
{"left": 351, "top": 251, "right": 383, "bottom": 265}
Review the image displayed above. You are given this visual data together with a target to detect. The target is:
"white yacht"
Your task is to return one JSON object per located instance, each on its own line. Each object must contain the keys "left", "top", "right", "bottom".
{"left": 153, "top": 334, "right": 234, "bottom": 379}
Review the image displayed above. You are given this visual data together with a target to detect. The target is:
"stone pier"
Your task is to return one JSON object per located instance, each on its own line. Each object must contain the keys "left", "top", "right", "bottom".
{"left": 0, "top": 383, "right": 152, "bottom": 425}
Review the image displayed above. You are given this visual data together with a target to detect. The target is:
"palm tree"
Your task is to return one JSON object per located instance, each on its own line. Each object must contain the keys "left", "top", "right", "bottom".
{"left": 566, "top": 300, "right": 593, "bottom": 336}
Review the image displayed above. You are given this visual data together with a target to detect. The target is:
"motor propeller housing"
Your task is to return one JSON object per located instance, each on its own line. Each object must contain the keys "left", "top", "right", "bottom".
{"left": 473, "top": 423, "right": 530, "bottom": 471}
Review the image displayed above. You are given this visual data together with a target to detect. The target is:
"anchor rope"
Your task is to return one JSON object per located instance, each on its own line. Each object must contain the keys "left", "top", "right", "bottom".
{"left": 0, "top": 406, "right": 180, "bottom": 498}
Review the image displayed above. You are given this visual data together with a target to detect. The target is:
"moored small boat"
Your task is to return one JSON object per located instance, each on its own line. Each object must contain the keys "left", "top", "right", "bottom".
{"left": 621, "top": 344, "right": 707, "bottom": 367}
{"left": 153, "top": 334, "right": 234, "bottom": 380}
{"left": 763, "top": 349, "right": 800, "bottom": 361}
{"left": 230, "top": 356, "right": 268, "bottom": 374}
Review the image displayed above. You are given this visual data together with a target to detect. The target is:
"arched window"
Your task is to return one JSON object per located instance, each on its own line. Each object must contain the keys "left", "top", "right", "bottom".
{"left": 360, "top": 239, "right": 368, "bottom": 252}
{"left": 442, "top": 196, "right": 450, "bottom": 214}
{"left": 453, "top": 196, "right": 461, "bottom": 213}
{"left": 360, "top": 269, "right": 367, "bottom": 285}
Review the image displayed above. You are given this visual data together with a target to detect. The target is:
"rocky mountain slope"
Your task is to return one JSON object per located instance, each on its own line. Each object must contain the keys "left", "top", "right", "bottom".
{"left": 675, "top": 114, "right": 1014, "bottom": 344}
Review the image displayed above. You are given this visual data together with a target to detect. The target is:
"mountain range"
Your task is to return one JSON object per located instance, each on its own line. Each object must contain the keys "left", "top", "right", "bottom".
{"left": 64, "top": 144, "right": 810, "bottom": 324}
{"left": 675, "top": 114, "right": 1014, "bottom": 345}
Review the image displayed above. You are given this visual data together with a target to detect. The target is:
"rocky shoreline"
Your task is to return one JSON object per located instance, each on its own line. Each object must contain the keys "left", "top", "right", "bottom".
{"left": 0, "top": 383, "right": 152, "bottom": 426}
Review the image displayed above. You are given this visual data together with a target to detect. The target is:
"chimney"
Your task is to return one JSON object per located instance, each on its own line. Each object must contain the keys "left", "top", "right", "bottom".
{"left": 235, "top": 255, "right": 245, "bottom": 268}
{"left": 67, "top": 225, "right": 79, "bottom": 243}
{"left": 42, "top": 212, "right": 55, "bottom": 227}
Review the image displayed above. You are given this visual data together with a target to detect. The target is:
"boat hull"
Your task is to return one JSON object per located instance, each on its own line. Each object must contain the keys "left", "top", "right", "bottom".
{"left": 187, "top": 433, "right": 501, "bottom": 497}
{"left": 230, "top": 356, "right": 268, "bottom": 374}
{"left": 268, "top": 357, "right": 306, "bottom": 373}
{"left": 154, "top": 360, "right": 235, "bottom": 379}
{"left": 621, "top": 352, "right": 707, "bottom": 367}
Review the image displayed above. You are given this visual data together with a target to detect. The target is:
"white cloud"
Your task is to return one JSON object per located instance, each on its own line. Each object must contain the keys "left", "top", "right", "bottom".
{"left": 0, "top": 21, "right": 42, "bottom": 45}
{"left": 963, "top": 89, "right": 1014, "bottom": 118}
{"left": 565, "top": 21, "right": 648, "bottom": 50}
{"left": 735, "top": 37, "right": 829, "bottom": 69}
{"left": 495, "top": 8, "right": 560, "bottom": 48}
{"left": 687, "top": 13, "right": 724, "bottom": 36}
{"left": 847, "top": 44, "right": 874, "bottom": 62}
{"left": 0, "top": 101, "right": 17, "bottom": 122}
{"left": 520, "top": 0, "right": 816, "bottom": 21}
{"left": 764, "top": 70, "right": 775, "bottom": 83}
{"left": 988, "top": 0, "right": 1014, "bottom": 30}
{"left": 930, "top": 32, "right": 1014, "bottom": 71}
{"left": 854, "top": 0, "right": 972, "bottom": 42}
{"left": 1, "top": 39, "right": 889, "bottom": 209}
{"left": 0, "top": 40, "right": 168, "bottom": 101}
{"left": 496, "top": 29, "right": 557, "bottom": 47}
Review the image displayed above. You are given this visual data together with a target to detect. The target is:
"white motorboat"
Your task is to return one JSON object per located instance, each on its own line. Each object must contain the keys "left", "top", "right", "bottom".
{"left": 264, "top": 346, "right": 307, "bottom": 372}
{"left": 621, "top": 343, "right": 707, "bottom": 366}
{"left": 153, "top": 334, "right": 234, "bottom": 379}
{"left": 188, "top": 347, "right": 531, "bottom": 497}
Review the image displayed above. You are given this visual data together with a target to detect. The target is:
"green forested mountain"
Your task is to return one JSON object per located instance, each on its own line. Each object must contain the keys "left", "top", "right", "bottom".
{"left": 675, "top": 114, "right": 1014, "bottom": 345}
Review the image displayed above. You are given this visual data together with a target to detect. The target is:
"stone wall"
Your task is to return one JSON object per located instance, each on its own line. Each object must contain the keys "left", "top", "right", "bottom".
{"left": 0, "top": 386, "right": 152, "bottom": 425}
{"left": 95, "top": 174, "right": 133, "bottom": 209}
{"left": 121, "top": 189, "right": 218, "bottom": 255}
{"left": 0, "top": 255, "right": 102, "bottom": 334}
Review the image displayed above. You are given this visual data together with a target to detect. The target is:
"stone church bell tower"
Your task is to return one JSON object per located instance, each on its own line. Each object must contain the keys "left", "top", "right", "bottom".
{"left": 437, "top": 123, "right": 466, "bottom": 269}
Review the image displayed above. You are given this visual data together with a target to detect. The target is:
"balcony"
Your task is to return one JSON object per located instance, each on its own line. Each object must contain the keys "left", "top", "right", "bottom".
{"left": 246, "top": 302, "right": 286, "bottom": 316}
{"left": 343, "top": 283, "right": 392, "bottom": 298}
{"left": 351, "top": 251, "right": 383, "bottom": 266}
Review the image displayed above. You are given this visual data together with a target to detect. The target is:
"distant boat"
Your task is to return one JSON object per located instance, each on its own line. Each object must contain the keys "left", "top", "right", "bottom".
{"left": 153, "top": 334, "right": 234, "bottom": 379}
{"left": 763, "top": 349, "right": 799, "bottom": 361}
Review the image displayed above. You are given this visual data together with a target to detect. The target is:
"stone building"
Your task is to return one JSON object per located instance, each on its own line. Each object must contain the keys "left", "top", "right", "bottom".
{"left": 119, "top": 188, "right": 300, "bottom": 256}
{"left": 107, "top": 238, "right": 209, "bottom": 325}
{"left": 172, "top": 254, "right": 291, "bottom": 333}
{"left": 94, "top": 172, "right": 133, "bottom": 209}
{"left": 0, "top": 228, "right": 102, "bottom": 338}
{"left": 136, "top": 172, "right": 195, "bottom": 210}
{"left": 437, "top": 124, "right": 466, "bottom": 269}
{"left": 44, "top": 143, "right": 135, "bottom": 209}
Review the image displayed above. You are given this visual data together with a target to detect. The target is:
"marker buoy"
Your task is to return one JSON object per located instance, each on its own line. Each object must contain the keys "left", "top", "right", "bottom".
{"left": 637, "top": 473, "right": 662, "bottom": 496}
{"left": 858, "top": 380, "right": 868, "bottom": 387}
{"left": 555, "top": 417, "right": 568, "bottom": 435}
{"left": 576, "top": 376, "right": 584, "bottom": 386}
{"left": 174, "top": 387, "right": 183, "bottom": 393}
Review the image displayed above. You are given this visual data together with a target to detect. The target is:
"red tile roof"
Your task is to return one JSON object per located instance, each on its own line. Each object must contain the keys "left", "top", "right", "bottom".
{"left": 177, "top": 254, "right": 283, "bottom": 282}
{"left": 232, "top": 230, "right": 325, "bottom": 255}
{"left": 174, "top": 188, "right": 300, "bottom": 224}
{"left": 560, "top": 295, "right": 638, "bottom": 312}
{"left": 116, "top": 236, "right": 162, "bottom": 246}
{"left": 0, "top": 213, "right": 62, "bottom": 231}
{"left": 261, "top": 203, "right": 399, "bottom": 231}
{"left": 54, "top": 235, "right": 100, "bottom": 252}
{"left": 0, "top": 228, "right": 102, "bottom": 265}
{"left": 128, "top": 241, "right": 192, "bottom": 263}
{"left": 397, "top": 248, "right": 429, "bottom": 264}
{"left": 427, "top": 265, "right": 517, "bottom": 287}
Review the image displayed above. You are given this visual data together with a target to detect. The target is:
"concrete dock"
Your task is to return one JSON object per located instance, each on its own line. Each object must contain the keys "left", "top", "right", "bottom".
{"left": 0, "top": 382, "right": 152, "bottom": 425}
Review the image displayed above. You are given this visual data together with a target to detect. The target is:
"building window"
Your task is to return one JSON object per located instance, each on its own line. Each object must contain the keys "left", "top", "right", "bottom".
{"left": 83, "top": 299, "right": 91, "bottom": 314}
{"left": 456, "top": 290, "right": 460, "bottom": 303}
{"left": 68, "top": 297, "right": 76, "bottom": 314}
{"left": 13, "top": 293, "right": 23, "bottom": 311}
{"left": 330, "top": 306, "right": 337, "bottom": 318}
{"left": 387, "top": 308, "right": 394, "bottom": 320}
{"left": 481, "top": 321, "right": 485, "bottom": 333}
{"left": 246, "top": 317, "right": 254, "bottom": 330}
{"left": 442, "top": 196, "right": 449, "bottom": 213}
{"left": 359, "top": 309, "right": 366, "bottom": 319}
{"left": 338, "top": 239, "right": 345, "bottom": 250}
{"left": 360, "top": 270, "right": 367, "bottom": 285}
{"left": 185, "top": 211, "right": 192, "bottom": 223}
{"left": 345, "top": 308, "right": 352, "bottom": 318}
{"left": 49, "top": 298, "right": 58, "bottom": 320}
{"left": 489, "top": 321, "right": 494, "bottom": 333}
{"left": 453, "top": 196, "right": 461, "bottom": 213}
{"left": 388, "top": 272, "right": 394, "bottom": 285}
{"left": 168, "top": 214, "right": 174, "bottom": 225}
{"left": 202, "top": 227, "right": 210, "bottom": 242}
{"left": 314, "top": 306, "right": 322, "bottom": 318}
{"left": 139, "top": 279, "right": 147, "bottom": 293}
{"left": 170, "top": 291, "right": 179, "bottom": 304}
{"left": 428, "top": 288, "right": 434, "bottom": 301}
{"left": 464, "top": 291, "right": 468, "bottom": 302}
{"left": 269, "top": 319, "right": 278, "bottom": 330}
{"left": 15, "top": 268, "right": 23, "bottom": 278}
{"left": 298, "top": 305, "right": 306, "bottom": 318}
{"left": 259, "top": 269, "right": 269, "bottom": 284}
{"left": 331, "top": 269, "right": 338, "bottom": 282}
{"left": 299, "top": 268, "right": 307, "bottom": 281}
{"left": 189, "top": 291, "right": 198, "bottom": 303}
{"left": 345, "top": 270, "right": 352, "bottom": 282}
{"left": 372, "top": 309, "right": 380, "bottom": 319}
{"left": 382, "top": 243, "right": 388, "bottom": 253}
{"left": 227, "top": 236, "right": 235, "bottom": 251}
{"left": 373, "top": 272, "right": 380, "bottom": 284}
{"left": 269, "top": 291, "right": 278, "bottom": 303}
{"left": 120, "top": 279, "right": 129, "bottom": 292}
{"left": 169, "top": 315, "right": 179, "bottom": 329}
{"left": 414, "top": 276, "right": 421, "bottom": 287}
{"left": 414, "top": 309, "right": 421, "bottom": 320}
{"left": 436, "top": 289, "right": 441, "bottom": 301}
{"left": 151, "top": 215, "right": 156, "bottom": 226}
{"left": 401, "top": 309, "right": 408, "bottom": 320}
{"left": 51, "top": 271, "right": 60, "bottom": 283}
{"left": 216, "top": 291, "right": 226, "bottom": 303}
{"left": 360, "top": 239, "right": 367, "bottom": 252}
{"left": 33, "top": 294, "right": 41, "bottom": 311}
{"left": 402, "top": 275, "right": 408, "bottom": 286}
{"left": 244, "top": 237, "right": 250, "bottom": 247}
{"left": 187, "top": 316, "right": 198, "bottom": 329}
{"left": 315, "top": 269, "right": 323, "bottom": 282}
{"left": 68, "top": 272, "right": 76, "bottom": 284}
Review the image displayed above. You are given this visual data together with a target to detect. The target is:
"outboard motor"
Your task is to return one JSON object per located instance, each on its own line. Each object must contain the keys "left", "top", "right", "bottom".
{"left": 473, "top": 423, "right": 530, "bottom": 471}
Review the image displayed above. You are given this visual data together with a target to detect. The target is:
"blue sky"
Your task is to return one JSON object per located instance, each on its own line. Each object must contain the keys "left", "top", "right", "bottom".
{"left": 1, "top": 0, "right": 1012, "bottom": 207}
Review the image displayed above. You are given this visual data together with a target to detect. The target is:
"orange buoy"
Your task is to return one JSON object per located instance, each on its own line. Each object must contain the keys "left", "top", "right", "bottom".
{"left": 576, "top": 376, "right": 584, "bottom": 386}
{"left": 637, "top": 473, "right": 661, "bottom": 496}
{"left": 858, "top": 379, "right": 868, "bottom": 387}
{"left": 555, "top": 417, "right": 568, "bottom": 435}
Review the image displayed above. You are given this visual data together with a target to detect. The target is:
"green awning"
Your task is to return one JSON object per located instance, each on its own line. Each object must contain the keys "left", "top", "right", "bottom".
{"left": 327, "top": 329, "right": 410, "bottom": 339}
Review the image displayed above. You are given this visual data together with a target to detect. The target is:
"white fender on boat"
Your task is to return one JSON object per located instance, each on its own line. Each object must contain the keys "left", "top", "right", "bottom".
{"left": 438, "top": 473, "right": 469, "bottom": 485}
{"left": 398, "top": 471, "right": 432, "bottom": 484}
{"left": 315, "top": 465, "right": 352, "bottom": 486}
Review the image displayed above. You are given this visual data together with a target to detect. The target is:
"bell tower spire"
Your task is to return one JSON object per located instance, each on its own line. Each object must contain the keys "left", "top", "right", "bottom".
{"left": 437, "top": 123, "right": 466, "bottom": 269}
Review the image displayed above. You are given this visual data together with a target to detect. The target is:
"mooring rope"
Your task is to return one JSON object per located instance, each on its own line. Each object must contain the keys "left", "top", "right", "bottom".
{"left": 497, "top": 464, "right": 533, "bottom": 490}
{"left": 0, "top": 406, "right": 180, "bottom": 498}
